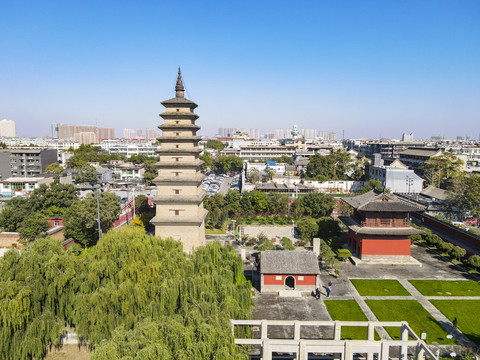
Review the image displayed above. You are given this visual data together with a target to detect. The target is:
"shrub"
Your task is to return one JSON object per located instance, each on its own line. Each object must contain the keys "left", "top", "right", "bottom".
{"left": 280, "top": 237, "right": 295, "bottom": 251}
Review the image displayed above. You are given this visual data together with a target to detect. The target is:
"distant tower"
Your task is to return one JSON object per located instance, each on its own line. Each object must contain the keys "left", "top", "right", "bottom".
{"left": 291, "top": 124, "right": 299, "bottom": 138}
{"left": 151, "top": 68, "right": 207, "bottom": 251}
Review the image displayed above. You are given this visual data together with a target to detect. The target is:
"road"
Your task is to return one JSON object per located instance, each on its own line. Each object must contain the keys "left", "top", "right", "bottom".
{"left": 219, "top": 176, "right": 233, "bottom": 195}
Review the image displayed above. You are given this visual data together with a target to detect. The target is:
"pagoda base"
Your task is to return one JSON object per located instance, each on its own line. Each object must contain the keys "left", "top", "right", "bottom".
{"left": 155, "top": 222, "right": 205, "bottom": 252}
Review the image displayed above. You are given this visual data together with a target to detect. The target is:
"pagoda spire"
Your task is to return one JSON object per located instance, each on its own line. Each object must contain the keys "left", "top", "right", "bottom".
{"left": 175, "top": 67, "right": 185, "bottom": 98}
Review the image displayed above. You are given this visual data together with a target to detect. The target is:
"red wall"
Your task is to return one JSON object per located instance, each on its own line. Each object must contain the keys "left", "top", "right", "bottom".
{"left": 361, "top": 238, "right": 411, "bottom": 255}
{"left": 263, "top": 274, "right": 316, "bottom": 285}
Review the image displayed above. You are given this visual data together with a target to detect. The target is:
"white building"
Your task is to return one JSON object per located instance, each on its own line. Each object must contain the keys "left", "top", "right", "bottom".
{"left": 369, "top": 159, "right": 424, "bottom": 194}
{"left": 0, "top": 119, "right": 16, "bottom": 138}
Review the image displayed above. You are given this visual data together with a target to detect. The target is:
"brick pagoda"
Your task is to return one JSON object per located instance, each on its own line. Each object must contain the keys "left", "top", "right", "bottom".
{"left": 151, "top": 69, "right": 207, "bottom": 251}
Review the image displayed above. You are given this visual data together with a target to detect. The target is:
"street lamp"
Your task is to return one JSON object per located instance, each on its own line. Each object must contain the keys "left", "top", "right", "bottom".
{"left": 232, "top": 219, "right": 236, "bottom": 236}
{"left": 292, "top": 220, "right": 295, "bottom": 237}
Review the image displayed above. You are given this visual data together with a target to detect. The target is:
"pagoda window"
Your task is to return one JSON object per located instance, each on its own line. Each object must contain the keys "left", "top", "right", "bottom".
{"left": 176, "top": 132, "right": 180, "bottom": 136}
{"left": 175, "top": 145, "right": 179, "bottom": 148}
{"left": 175, "top": 121, "right": 179, "bottom": 124}
{"left": 174, "top": 210, "right": 180, "bottom": 216}
{"left": 174, "top": 189, "right": 180, "bottom": 194}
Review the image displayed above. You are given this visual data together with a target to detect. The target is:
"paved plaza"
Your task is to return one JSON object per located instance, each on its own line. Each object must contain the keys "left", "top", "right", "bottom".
{"left": 251, "top": 241, "right": 479, "bottom": 356}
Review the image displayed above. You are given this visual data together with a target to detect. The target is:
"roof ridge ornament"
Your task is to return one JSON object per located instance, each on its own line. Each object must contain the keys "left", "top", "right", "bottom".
{"left": 175, "top": 67, "right": 185, "bottom": 98}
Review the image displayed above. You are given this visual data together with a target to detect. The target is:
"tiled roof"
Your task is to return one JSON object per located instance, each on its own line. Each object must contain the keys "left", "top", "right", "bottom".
{"left": 421, "top": 185, "right": 449, "bottom": 201}
{"left": 261, "top": 251, "right": 320, "bottom": 274}
{"left": 341, "top": 190, "right": 423, "bottom": 212}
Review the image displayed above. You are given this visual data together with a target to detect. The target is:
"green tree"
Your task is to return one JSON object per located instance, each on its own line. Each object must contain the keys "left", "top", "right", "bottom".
{"left": 257, "top": 233, "right": 276, "bottom": 251}
{"left": 293, "top": 193, "right": 335, "bottom": 218}
{"left": 19, "top": 212, "right": 50, "bottom": 241}
{"left": 358, "top": 179, "right": 385, "bottom": 194}
{"left": 450, "top": 246, "right": 466, "bottom": 262}
{"left": 63, "top": 191, "right": 120, "bottom": 246}
{"left": 280, "top": 237, "right": 295, "bottom": 250}
{"left": 317, "top": 217, "right": 341, "bottom": 239}
{"left": 467, "top": 254, "right": 480, "bottom": 271}
{"left": 75, "top": 163, "right": 98, "bottom": 183}
{"left": 422, "top": 152, "right": 463, "bottom": 188}
{"left": 44, "top": 162, "right": 64, "bottom": 174}
{"left": 200, "top": 151, "right": 215, "bottom": 170}
{"left": 143, "top": 160, "right": 157, "bottom": 185}
{"left": 448, "top": 174, "right": 480, "bottom": 218}
{"left": 205, "top": 139, "right": 225, "bottom": 151}
{"left": 214, "top": 155, "right": 243, "bottom": 174}
{"left": 296, "top": 217, "right": 319, "bottom": 245}
{"left": 0, "top": 197, "right": 31, "bottom": 231}
{"left": 305, "top": 152, "right": 352, "bottom": 181}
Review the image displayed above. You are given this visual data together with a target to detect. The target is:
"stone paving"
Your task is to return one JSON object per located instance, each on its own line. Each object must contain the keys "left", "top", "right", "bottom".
{"left": 251, "top": 240, "right": 479, "bottom": 355}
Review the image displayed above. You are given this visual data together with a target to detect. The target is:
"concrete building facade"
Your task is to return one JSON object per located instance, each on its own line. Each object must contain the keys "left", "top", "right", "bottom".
{"left": 151, "top": 69, "right": 207, "bottom": 252}
{"left": 0, "top": 119, "right": 16, "bottom": 137}
{"left": 0, "top": 148, "right": 57, "bottom": 179}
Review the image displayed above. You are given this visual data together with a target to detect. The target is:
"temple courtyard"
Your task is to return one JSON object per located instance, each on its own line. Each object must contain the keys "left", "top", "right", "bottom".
{"left": 250, "top": 241, "right": 480, "bottom": 357}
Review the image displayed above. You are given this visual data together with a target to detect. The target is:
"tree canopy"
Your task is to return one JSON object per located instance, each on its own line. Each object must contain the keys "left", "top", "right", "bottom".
{"left": 448, "top": 174, "right": 480, "bottom": 218}
{"left": 205, "top": 139, "right": 225, "bottom": 151}
{"left": 421, "top": 152, "right": 463, "bottom": 188}
{"left": 0, "top": 228, "right": 252, "bottom": 359}
{"left": 63, "top": 191, "right": 120, "bottom": 246}
{"left": 305, "top": 152, "right": 353, "bottom": 181}
{"left": 0, "top": 182, "right": 78, "bottom": 232}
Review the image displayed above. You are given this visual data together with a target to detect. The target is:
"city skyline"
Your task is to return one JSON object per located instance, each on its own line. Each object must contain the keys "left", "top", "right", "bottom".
{"left": 1, "top": 1, "right": 479, "bottom": 140}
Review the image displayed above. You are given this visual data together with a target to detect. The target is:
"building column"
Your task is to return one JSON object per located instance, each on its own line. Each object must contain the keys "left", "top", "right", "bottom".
{"left": 298, "top": 339, "right": 307, "bottom": 360}
{"left": 400, "top": 322, "right": 408, "bottom": 360}
{"left": 415, "top": 344, "right": 425, "bottom": 360}
{"left": 294, "top": 320, "right": 300, "bottom": 341}
{"left": 344, "top": 342, "right": 353, "bottom": 360}
{"left": 334, "top": 321, "right": 341, "bottom": 340}
{"left": 380, "top": 342, "right": 389, "bottom": 360}
{"left": 262, "top": 339, "right": 271, "bottom": 360}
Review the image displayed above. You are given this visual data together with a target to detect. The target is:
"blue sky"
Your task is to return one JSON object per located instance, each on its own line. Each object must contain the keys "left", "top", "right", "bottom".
{"left": 1, "top": 0, "right": 479, "bottom": 140}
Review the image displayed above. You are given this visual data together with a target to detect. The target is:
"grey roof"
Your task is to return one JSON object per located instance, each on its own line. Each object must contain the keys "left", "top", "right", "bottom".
{"left": 161, "top": 97, "right": 198, "bottom": 108}
{"left": 340, "top": 216, "right": 425, "bottom": 236}
{"left": 261, "top": 251, "right": 320, "bottom": 275}
{"left": 399, "top": 148, "right": 442, "bottom": 157}
{"left": 421, "top": 185, "right": 449, "bottom": 201}
{"left": 388, "top": 159, "right": 408, "bottom": 169}
{"left": 341, "top": 190, "right": 423, "bottom": 212}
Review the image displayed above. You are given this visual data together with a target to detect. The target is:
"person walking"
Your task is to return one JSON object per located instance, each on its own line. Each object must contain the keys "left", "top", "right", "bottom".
{"left": 328, "top": 281, "right": 332, "bottom": 287}
{"left": 326, "top": 286, "right": 331, "bottom": 297}
{"left": 452, "top": 317, "right": 457, "bottom": 329}
{"left": 315, "top": 287, "right": 321, "bottom": 300}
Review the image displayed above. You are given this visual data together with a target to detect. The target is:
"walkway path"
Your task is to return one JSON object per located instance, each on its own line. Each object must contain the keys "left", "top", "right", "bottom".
{"left": 344, "top": 278, "right": 392, "bottom": 340}
{"left": 397, "top": 278, "right": 476, "bottom": 348}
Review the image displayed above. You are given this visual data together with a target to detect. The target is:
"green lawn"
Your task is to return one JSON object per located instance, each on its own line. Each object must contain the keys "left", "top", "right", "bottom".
{"left": 409, "top": 280, "right": 480, "bottom": 296}
{"left": 365, "top": 300, "right": 455, "bottom": 345}
{"left": 430, "top": 300, "right": 480, "bottom": 344}
{"left": 351, "top": 279, "right": 410, "bottom": 296}
{"left": 324, "top": 300, "right": 380, "bottom": 340}
{"left": 205, "top": 228, "right": 226, "bottom": 234}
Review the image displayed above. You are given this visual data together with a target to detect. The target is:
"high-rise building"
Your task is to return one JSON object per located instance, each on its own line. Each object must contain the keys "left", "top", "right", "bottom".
{"left": 51, "top": 123, "right": 60, "bottom": 138}
{"left": 123, "top": 128, "right": 137, "bottom": 138}
{"left": 274, "top": 129, "right": 285, "bottom": 139}
{"left": 249, "top": 128, "right": 260, "bottom": 140}
{"left": 0, "top": 119, "right": 16, "bottom": 138}
{"left": 73, "top": 132, "right": 97, "bottom": 145}
{"left": 402, "top": 133, "right": 414, "bottom": 142}
{"left": 303, "top": 129, "right": 317, "bottom": 140}
{"left": 56, "top": 124, "right": 115, "bottom": 140}
{"left": 328, "top": 132, "right": 337, "bottom": 141}
{"left": 145, "top": 128, "right": 160, "bottom": 140}
{"left": 151, "top": 69, "right": 207, "bottom": 252}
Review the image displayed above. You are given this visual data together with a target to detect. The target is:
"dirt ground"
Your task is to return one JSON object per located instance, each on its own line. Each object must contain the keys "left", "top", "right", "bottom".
{"left": 45, "top": 344, "right": 90, "bottom": 360}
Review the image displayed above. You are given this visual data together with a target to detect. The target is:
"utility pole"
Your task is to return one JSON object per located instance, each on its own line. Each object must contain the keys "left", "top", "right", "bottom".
{"left": 95, "top": 185, "right": 102, "bottom": 240}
